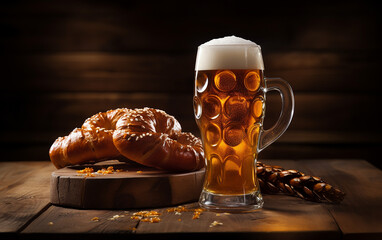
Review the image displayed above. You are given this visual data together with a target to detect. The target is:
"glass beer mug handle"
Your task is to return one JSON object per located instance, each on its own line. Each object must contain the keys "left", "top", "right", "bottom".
{"left": 258, "top": 77, "right": 295, "bottom": 152}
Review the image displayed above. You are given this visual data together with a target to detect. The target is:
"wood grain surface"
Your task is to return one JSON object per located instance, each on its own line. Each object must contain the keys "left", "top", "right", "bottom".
{"left": 0, "top": 162, "right": 54, "bottom": 234}
{"left": 1, "top": 159, "right": 380, "bottom": 239}
{"left": 50, "top": 160, "right": 204, "bottom": 209}
{"left": 295, "top": 159, "right": 382, "bottom": 240}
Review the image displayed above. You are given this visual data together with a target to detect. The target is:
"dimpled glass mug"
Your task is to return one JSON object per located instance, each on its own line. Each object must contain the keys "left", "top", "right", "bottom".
{"left": 193, "top": 36, "right": 294, "bottom": 212}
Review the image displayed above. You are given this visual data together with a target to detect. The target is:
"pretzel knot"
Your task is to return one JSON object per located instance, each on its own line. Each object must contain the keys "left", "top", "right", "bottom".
{"left": 50, "top": 108, "right": 205, "bottom": 171}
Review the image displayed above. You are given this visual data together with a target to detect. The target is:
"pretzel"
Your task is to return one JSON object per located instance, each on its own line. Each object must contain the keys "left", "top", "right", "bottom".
{"left": 49, "top": 108, "right": 205, "bottom": 172}
{"left": 113, "top": 108, "right": 205, "bottom": 171}
{"left": 49, "top": 108, "right": 130, "bottom": 168}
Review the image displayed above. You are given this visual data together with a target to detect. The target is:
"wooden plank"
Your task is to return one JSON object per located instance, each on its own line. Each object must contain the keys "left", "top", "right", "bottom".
{"left": 1, "top": 52, "right": 380, "bottom": 92}
{"left": 264, "top": 93, "right": 379, "bottom": 132}
{"left": 297, "top": 160, "right": 382, "bottom": 240}
{"left": 136, "top": 199, "right": 339, "bottom": 235}
{"left": 134, "top": 194, "right": 340, "bottom": 239}
{"left": 0, "top": 162, "right": 49, "bottom": 189}
{"left": 1, "top": 53, "right": 194, "bottom": 92}
{"left": 263, "top": 159, "right": 382, "bottom": 239}
{"left": 267, "top": 67, "right": 381, "bottom": 93}
{"left": 140, "top": 159, "right": 336, "bottom": 238}
{"left": 0, "top": 161, "right": 54, "bottom": 234}
{"left": 2, "top": 92, "right": 378, "bottom": 134}
{"left": 21, "top": 167, "right": 340, "bottom": 240}
{"left": 260, "top": 144, "right": 381, "bottom": 169}
{"left": 1, "top": 92, "right": 196, "bottom": 136}
{"left": 277, "top": 130, "right": 380, "bottom": 144}
{"left": 5, "top": 159, "right": 382, "bottom": 239}
{"left": 22, "top": 205, "right": 139, "bottom": 235}
{"left": 0, "top": 1, "right": 379, "bottom": 52}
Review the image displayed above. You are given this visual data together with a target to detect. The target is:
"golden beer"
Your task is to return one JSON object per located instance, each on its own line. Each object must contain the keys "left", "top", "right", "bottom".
{"left": 194, "top": 69, "right": 265, "bottom": 195}
{"left": 195, "top": 36, "right": 294, "bottom": 211}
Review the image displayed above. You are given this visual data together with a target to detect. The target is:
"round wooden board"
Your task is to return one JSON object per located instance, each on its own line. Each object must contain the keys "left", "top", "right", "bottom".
{"left": 50, "top": 160, "right": 205, "bottom": 209}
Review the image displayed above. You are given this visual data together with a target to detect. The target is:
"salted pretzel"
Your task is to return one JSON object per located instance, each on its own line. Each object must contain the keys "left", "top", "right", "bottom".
{"left": 113, "top": 108, "right": 205, "bottom": 171}
{"left": 49, "top": 108, "right": 205, "bottom": 171}
{"left": 49, "top": 108, "right": 130, "bottom": 169}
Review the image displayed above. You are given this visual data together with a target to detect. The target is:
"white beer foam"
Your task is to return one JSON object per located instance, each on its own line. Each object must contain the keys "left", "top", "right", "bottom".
{"left": 195, "top": 36, "right": 264, "bottom": 70}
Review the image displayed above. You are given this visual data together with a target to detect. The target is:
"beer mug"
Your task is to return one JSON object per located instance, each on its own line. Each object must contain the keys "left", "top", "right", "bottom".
{"left": 193, "top": 36, "right": 294, "bottom": 211}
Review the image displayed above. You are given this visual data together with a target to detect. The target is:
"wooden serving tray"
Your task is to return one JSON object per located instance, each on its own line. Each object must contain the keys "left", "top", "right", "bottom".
{"left": 50, "top": 160, "right": 205, "bottom": 209}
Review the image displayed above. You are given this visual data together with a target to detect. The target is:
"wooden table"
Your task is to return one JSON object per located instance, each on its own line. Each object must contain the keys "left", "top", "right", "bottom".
{"left": 1, "top": 159, "right": 381, "bottom": 240}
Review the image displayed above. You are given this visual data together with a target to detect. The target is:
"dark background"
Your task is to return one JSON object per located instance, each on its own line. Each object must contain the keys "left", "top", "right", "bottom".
{"left": 1, "top": 1, "right": 381, "bottom": 168}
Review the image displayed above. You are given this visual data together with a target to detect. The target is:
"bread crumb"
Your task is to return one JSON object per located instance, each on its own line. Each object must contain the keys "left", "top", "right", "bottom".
{"left": 167, "top": 205, "right": 187, "bottom": 213}
{"left": 192, "top": 208, "right": 204, "bottom": 219}
{"left": 76, "top": 167, "right": 95, "bottom": 177}
{"left": 209, "top": 221, "right": 223, "bottom": 227}
{"left": 192, "top": 211, "right": 201, "bottom": 219}
{"left": 108, "top": 214, "right": 124, "bottom": 220}
{"left": 91, "top": 217, "right": 99, "bottom": 222}
{"left": 48, "top": 221, "right": 54, "bottom": 225}
{"left": 130, "top": 211, "right": 161, "bottom": 223}
{"left": 97, "top": 166, "right": 115, "bottom": 175}
{"left": 167, "top": 206, "right": 204, "bottom": 220}
{"left": 77, "top": 166, "right": 118, "bottom": 177}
